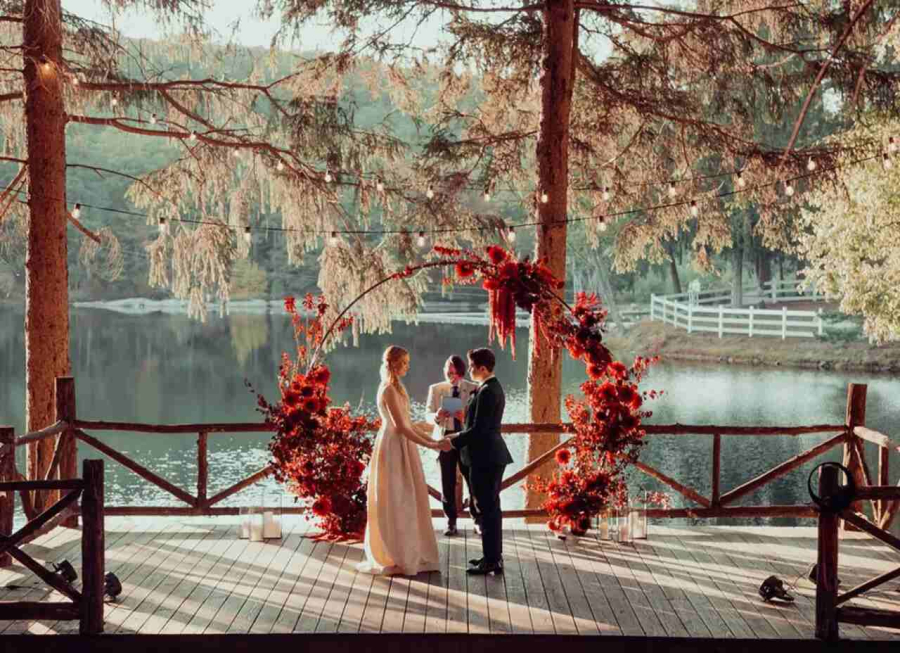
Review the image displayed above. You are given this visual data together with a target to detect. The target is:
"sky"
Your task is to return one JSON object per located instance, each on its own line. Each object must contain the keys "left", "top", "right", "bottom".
{"left": 63, "top": 0, "right": 448, "bottom": 52}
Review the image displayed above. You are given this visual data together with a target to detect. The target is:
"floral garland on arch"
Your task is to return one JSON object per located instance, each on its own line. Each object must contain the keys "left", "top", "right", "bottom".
{"left": 253, "top": 245, "right": 662, "bottom": 540}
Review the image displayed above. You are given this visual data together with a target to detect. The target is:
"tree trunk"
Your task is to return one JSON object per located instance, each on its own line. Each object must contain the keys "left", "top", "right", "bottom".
{"left": 525, "top": 0, "right": 577, "bottom": 520}
{"left": 23, "top": 0, "right": 70, "bottom": 511}
{"left": 664, "top": 241, "right": 682, "bottom": 294}
{"left": 731, "top": 244, "right": 743, "bottom": 308}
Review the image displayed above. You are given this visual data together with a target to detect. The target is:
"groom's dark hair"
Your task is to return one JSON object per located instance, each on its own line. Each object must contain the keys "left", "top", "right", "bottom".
{"left": 467, "top": 348, "right": 496, "bottom": 372}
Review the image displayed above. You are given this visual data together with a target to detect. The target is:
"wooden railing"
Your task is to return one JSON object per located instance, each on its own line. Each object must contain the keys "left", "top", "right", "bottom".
{"left": 2, "top": 379, "right": 896, "bottom": 525}
{"left": 0, "top": 459, "right": 105, "bottom": 635}
{"left": 814, "top": 465, "right": 900, "bottom": 640}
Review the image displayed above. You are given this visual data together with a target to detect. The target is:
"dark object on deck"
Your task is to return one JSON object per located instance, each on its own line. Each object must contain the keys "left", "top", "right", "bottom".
{"left": 759, "top": 575, "right": 795, "bottom": 603}
{"left": 104, "top": 572, "right": 122, "bottom": 601}
{"left": 807, "top": 563, "right": 841, "bottom": 586}
{"left": 808, "top": 462, "right": 855, "bottom": 512}
{"left": 50, "top": 560, "right": 78, "bottom": 584}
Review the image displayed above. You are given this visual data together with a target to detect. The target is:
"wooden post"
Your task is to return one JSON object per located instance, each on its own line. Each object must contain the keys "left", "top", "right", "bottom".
{"left": 80, "top": 459, "right": 104, "bottom": 635}
{"left": 0, "top": 427, "right": 14, "bottom": 568}
{"left": 782, "top": 306, "right": 787, "bottom": 340}
{"left": 197, "top": 431, "right": 208, "bottom": 509}
{"left": 771, "top": 281, "right": 777, "bottom": 302}
{"left": 748, "top": 306, "right": 754, "bottom": 338}
{"left": 55, "top": 377, "right": 78, "bottom": 527}
{"left": 687, "top": 303, "right": 693, "bottom": 333}
{"left": 711, "top": 434, "right": 721, "bottom": 507}
{"left": 879, "top": 443, "right": 889, "bottom": 528}
{"left": 718, "top": 305, "right": 723, "bottom": 338}
{"left": 815, "top": 464, "right": 840, "bottom": 641}
{"left": 842, "top": 384, "right": 867, "bottom": 531}
{"left": 818, "top": 308, "right": 824, "bottom": 336}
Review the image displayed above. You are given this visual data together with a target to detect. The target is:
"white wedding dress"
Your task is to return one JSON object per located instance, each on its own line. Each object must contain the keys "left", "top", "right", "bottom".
{"left": 357, "top": 383, "right": 440, "bottom": 576}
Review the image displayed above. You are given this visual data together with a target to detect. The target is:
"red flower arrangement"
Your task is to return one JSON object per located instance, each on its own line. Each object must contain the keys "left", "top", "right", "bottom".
{"left": 250, "top": 294, "right": 378, "bottom": 540}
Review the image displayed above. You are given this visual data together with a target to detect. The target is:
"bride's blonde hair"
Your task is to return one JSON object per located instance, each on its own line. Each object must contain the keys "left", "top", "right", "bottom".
{"left": 380, "top": 345, "right": 409, "bottom": 398}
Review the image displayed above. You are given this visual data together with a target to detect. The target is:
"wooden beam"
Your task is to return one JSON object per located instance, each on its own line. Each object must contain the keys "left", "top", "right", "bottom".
{"left": 854, "top": 486, "right": 900, "bottom": 501}
{"left": 815, "top": 464, "right": 840, "bottom": 642}
{"left": 842, "top": 383, "right": 867, "bottom": 531}
{"left": 837, "top": 605, "right": 900, "bottom": 629}
{"left": 14, "top": 421, "right": 69, "bottom": 446}
{"left": 55, "top": 377, "right": 78, "bottom": 528}
{"left": 0, "top": 601, "right": 79, "bottom": 620}
{"left": 840, "top": 510, "right": 900, "bottom": 554}
{"left": 7, "top": 545, "right": 81, "bottom": 602}
{"left": 0, "top": 489, "right": 81, "bottom": 559}
{"left": 836, "top": 565, "right": 900, "bottom": 605}
{"left": 73, "top": 429, "right": 197, "bottom": 506}
{"left": 855, "top": 426, "right": 900, "bottom": 451}
{"left": 711, "top": 434, "right": 721, "bottom": 507}
{"left": 632, "top": 461, "right": 710, "bottom": 508}
{"left": 197, "top": 431, "right": 208, "bottom": 505}
{"left": 500, "top": 438, "right": 572, "bottom": 491}
{"left": 73, "top": 420, "right": 277, "bottom": 434}
{"left": 645, "top": 505, "right": 816, "bottom": 519}
{"left": 879, "top": 442, "right": 890, "bottom": 528}
{"left": 205, "top": 465, "right": 274, "bottom": 506}
{"left": 80, "top": 459, "right": 104, "bottom": 635}
{"left": 719, "top": 432, "right": 846, "bottom": 507}
{"left": 426, "top": 484, "right": 441, "bottom": 502}
{"left": 0, "top": 427, "right": 13, "bottom": 568}
{"left": 0, "top": 479, "right": 84, "bottom": 491}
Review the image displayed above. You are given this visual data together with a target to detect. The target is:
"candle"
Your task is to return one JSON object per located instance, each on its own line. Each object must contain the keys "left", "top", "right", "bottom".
{"left": 250, "top": 518, "right": 263, "bottom": 542}
{"left": 599, "top": 515, "right": 609, "bottom": 540}
{"left": 240, "top": 519, "right": 249, "bottom": 539}
{"left": 263, "top": 511, "right": 281, "bottom": 539}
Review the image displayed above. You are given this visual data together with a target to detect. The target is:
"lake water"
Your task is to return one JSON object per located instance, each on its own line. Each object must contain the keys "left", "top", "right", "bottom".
{"left": 1, "top": 307, "right": 898, "bottom": 533}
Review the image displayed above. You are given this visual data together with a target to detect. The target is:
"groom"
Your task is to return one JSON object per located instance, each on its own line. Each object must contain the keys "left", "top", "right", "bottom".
{"left": 439, "top": 348, "right": 512, "bottom": 576}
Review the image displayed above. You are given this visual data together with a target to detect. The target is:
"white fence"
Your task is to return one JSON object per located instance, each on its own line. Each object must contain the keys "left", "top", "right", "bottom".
{"left": 651, "top": 280, "right": 825, "bottom": 339}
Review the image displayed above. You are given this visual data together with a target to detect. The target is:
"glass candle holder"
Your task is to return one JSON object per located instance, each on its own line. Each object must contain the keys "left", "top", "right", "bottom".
{"left": 262, "top": 491, "right": 283, "bottom": 540}
{"left": 617, "top": 505, "right": 633, "bottom": 544}
{"left": 632, "top": 491, "right": 649, "bottom": 540}
{"left": 249, "top": 507, "right": 264, "bottom": 542}
{"left": 596, "top": 509, "right": 611, "bottom": 540}
{"left": 239, "top": 506, "right": 252, "bottom": 539}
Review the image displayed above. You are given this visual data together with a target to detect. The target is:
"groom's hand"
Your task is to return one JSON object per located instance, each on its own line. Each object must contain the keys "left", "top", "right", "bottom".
{"left": 453, "top": 410, "right": 464, "bottom": 422}
{"left": 437, "top": 438, "right": 454, "bottom": 452}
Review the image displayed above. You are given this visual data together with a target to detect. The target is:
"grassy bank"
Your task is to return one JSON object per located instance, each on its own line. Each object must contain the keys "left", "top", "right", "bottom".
{"left": 606, "top": 321, "right": 900, "bottom": 373}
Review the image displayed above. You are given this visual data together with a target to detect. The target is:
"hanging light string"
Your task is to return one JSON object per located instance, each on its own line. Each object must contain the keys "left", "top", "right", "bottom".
{"left": 7, "top": 146, "right": 888, "bottom": 242}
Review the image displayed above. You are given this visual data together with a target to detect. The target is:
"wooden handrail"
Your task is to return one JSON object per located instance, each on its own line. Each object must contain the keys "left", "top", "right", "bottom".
{"left": 854, "top": 426, "right": 900, "bottom": 451}
{"left": 0, "top": 479, "right": 84, "bottom": 491}
{"left": 13, "top": 420, "right": 69, "bottom": 447}
{"left": 853, "top": 485, "right": 900, "bottom": 501}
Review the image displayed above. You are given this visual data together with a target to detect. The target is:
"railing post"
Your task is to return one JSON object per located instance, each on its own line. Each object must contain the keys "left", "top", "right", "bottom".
{"left": 782, "top": 306, "right": 787, "bottom": 340}
{"left": 815, "top": 464, "right": 840, "bottom": 641}
{"left": 748, "top": 306, "right": 754, "bottom": 338}
{"left": 842, "top": 384, "right": 867, "bottom": 531}
{"left": 197, "top": 431, "right": 208, "bottom": 509}
{"left": 711, "top": 434, "right": 721, "bottom": 507}
{"left": 80, "top": 459, "right": 104, "bottom": 635}
{"left": 718, "top": 305, "right": 723, "bottom": 338}
{"left": 879, "top": 442, "right": 890, "bottom": 527}
{"left": 687, "top": 303, "right": 693, "bottom": 334}
{"left": 771, "top": 280, "right": 777, "bottom": 302}
{"left": 818, "top": 308, "right": 824, "bottom": 337}
{"left": 55, "top": 377, "right": 78, "bottom": 528}
{"left": 650, "top": 294, "right": 655, "bottom": 321}
{"left": 0, "top": 427, "right": 14, "bottom": 568}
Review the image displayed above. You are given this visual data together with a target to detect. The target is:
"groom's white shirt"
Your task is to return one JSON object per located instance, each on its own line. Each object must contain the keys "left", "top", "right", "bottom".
{"left": 425, "top": 379, "right": 478, "bottom": 440}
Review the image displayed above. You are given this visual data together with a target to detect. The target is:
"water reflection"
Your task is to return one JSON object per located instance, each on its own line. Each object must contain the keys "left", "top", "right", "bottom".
{"left": 0, "top": 307, "right": 897, "bottom": 533}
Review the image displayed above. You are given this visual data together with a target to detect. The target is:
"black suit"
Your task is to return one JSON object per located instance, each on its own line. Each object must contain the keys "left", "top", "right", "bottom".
{"left": 451, "top": 377, "right": 512, "bottom": 564}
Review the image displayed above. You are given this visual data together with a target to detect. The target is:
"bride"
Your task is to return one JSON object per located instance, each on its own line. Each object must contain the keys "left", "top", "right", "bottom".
{"left": 357, "top": 345, "right": 441, "bottom": 576}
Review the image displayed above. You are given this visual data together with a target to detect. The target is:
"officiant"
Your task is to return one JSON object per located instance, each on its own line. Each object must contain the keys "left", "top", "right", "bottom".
{"left": 425, "top": 355, "right": 480, "bottom": 537}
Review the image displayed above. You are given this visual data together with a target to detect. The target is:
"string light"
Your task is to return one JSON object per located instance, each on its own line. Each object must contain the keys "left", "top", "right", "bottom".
{"left": 883, "top": 153, "right": 893, "bottom": 171}
{"left": 668, "top": 182, "right": 677, "bottom": 198}
{"left": 784, "top": 180, "right": 795, "bottom": 197}
{"left": 889, "top": 137, "right": 897, "bottom": 154}
{"left": 540, "top": 191, "right": 548, "bottom": 204}
{"left": 324, "top": 170, "right": 333, "bottom": 183}
{"left": 483, "top": 191, "right": 491, "bottom": 202}
{"left": 149, "top": 113, "right": 157, "bottom": 125}
{"left": 807, "top": 157, "right": 817, "bottom": 172}
{"left": 328, "top": 231, "right": 339, "bottom": 246}
{"left": 71, "top": 203, "right": 81, "bottom": 219}
{"left": 276, "top": 161, "right": 284, "bottom": 172}
{"left": 158, "top": 217, "right": 168, "bottom": 235}
{"left": 417, "top": 230, "right": 427, "bottom": 248}
{"left": 71, "top": 74, "right": 80, "bottom": 87}
{"left": 507, "top": 226, "right": 516, "bottom": 243}
{"left": 599, "top": 218, "right": 607, "bottom": 232}
{"left": 232, "top": 148, "right": 241, "bottom": 158}
{"left": 244, "top": 225, "right": 252, "bottom": 244}
{"left": 110, "top": 97, "right": 118, "bottom": 108}
{"left": 188, "top": 131, "right": 197, "bottom": 143}
{"left": 426, "top": 187, "right": 434, "bottom": 200}
{"left": 736, "top": 172, "right": 746, "bottom": 189}
{"left": 376, "top": 180, "right": 385, "bottom": 193}
{"left": 690, "top": 200, "right": 699, "bottom": 217}
{"left": 602, "top": 187, "right": 611, "bottom": 202}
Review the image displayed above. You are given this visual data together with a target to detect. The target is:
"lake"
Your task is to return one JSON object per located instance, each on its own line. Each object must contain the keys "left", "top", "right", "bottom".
{"left": 1, "top": 306, "right": 898, "bottom": 533}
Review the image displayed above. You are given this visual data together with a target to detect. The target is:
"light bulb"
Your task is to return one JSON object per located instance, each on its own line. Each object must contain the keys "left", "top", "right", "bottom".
{"left": 149, "top": 113, "right": 157, "bottom": 125}
{"left": 328, "top": 231, "right": 339, "bottom": 246}
{"left": 599, "top": 219, "right": 607, "bottom": 232}
{"left": 736, "top": 172, "right": 746, "bottom": 189}
{"left": 540, "top": 191, "right": 548, "bottom": 204}
{"left": 324, "top": 171, "right": 333, "bottom": 183}
{"left": 72, "top": 203, "right": 81, "bottom": 219}
{"left": 507, "top": 227, "right": 516, "bottom": 243}
{"left": 483, "top": 191, "right": 491, "bottom": 202}
{"left": 807, "top": 157, "right": 816, "bottom": 172}
{"left": 784, "top": 181, "right": 794, "bottom": 197}
{"left": 110, "top": 97, "right": 118, "bottom": 108}
{"left": 376, "top": 180, "right": 385, "bottom": 193}
{"left": 232, "top": 148, "right": 241, "bottom": 158}
{"left": 883, "top": 153, "right": 893, "bottom": 170}
{"left": 243, "top": 226, "right": 252, "bottom": 244}
{"left": 71, "top": 75, "right": 79, "bottom": 87}
{"left": 668, "top": 182, "right": 677, "bottom": 198}
{"left": 276, "top": 161, "right": 284, "bottom": 171}
{"left": 690, "top": 200, "right": 699, "bottom": 217}
{"left": 426, "top": 187, "right": 434, "bottom": 199}
{"left": 889, "top": 137, "right": 897, "bottom": 154}
{"left": 159, "top": 217, "right": 168, "bottom": 235}
{"left": 417, "top": 231, "right": 427, "bottom": 248}
{"left": 602, "top": 187, "right": 610, "bottom": 202}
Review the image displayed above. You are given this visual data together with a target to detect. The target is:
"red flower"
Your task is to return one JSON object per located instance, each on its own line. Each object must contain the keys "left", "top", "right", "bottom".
{"left": 498, "top": 261, "right": 519, "bottom": 280}
{"left": 302, "top": 397, "right": 319, "bottom": 412}
{"left": 284, "top": 296, "right": 297, "bottom": 314}
{"left": 283, "top": 391, "right": 302, "bottom": 408}
{"left": 587, "top": 364, "right": 605, "bottom": 380}
{"left": 630, "top": 394, "right": 643, "bottom": 410}
{"left": 482, "top": 278, "right": 500, "bottom": 291}
{"left": 607, "top": 361, "right": 628, "bottom": 380}
{"left": 310, "top": 366, "right": 331, "bottom": 386}
{"left": 311, "top": 498, "right": 332, "bottom": 517}
{"left": 617, "top": 385, "right": 635, "bottom": 405}
{"left": 555, "top": 448, "right": 572, "bottom": 466}
{"left": 455, "top": 262, "right": 475, "bottom": 278}
{"left": 487, "top": 245, "right": 508, "bottom": 265}
{"left": 299, "top": 385, "right": 315, "bottom": 398}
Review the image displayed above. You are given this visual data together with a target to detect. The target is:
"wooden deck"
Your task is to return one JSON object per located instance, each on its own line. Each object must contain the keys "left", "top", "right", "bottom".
{"left": 0, "top": 517, "right": 898, "bottom": 640}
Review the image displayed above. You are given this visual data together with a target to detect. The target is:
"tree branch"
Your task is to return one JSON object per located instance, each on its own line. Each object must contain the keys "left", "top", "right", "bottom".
{"left": 67, "top": 213, "right": 101, "bottom": 244}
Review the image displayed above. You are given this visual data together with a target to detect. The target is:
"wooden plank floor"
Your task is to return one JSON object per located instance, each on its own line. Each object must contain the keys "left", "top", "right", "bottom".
{"left": 0, "top": 517, "right": 898, "bottom": 640}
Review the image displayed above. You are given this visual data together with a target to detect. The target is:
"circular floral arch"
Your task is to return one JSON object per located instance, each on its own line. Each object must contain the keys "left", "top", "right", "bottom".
{"left": 252, "top": 245, "right": 659, "bottom": 540}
